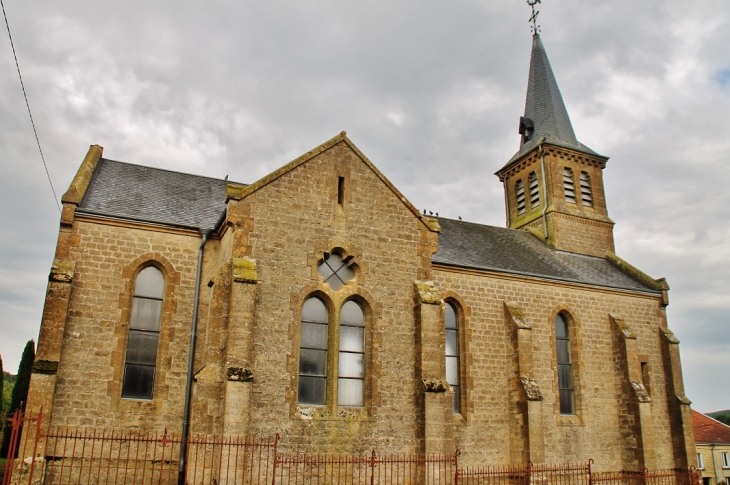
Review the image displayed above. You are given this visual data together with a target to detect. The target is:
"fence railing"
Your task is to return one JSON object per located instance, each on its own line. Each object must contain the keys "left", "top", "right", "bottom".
{"left": 3, "top": 409, "right": 700, "bottom": 485}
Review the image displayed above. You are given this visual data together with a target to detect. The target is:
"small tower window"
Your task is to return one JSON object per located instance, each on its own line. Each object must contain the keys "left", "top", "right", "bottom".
{"left": 529, "top": 171, "right": 540, "bottom": 208}
{"left": 579, "top": 171, "right": 593, "bottom": 207}
{"left": 515, "top": 179, "right": 526, "bottom": 215}
{"left": 563, "top": 168, "right": 576, "bottom": 204}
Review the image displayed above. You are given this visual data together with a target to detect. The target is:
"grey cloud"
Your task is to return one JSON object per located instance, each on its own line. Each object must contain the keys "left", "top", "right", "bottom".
{"left": 0, "top": 0, "right": 728, "bottom": 411}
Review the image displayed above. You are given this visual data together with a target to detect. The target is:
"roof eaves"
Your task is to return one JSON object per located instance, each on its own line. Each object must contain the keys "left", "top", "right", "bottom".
{"left": 432, "top": 259, "right": 661, "bottom": 295}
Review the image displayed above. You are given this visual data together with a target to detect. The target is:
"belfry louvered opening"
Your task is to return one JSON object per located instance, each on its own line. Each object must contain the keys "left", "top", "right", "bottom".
{"left": 563, "top": 168, "right": 576, "bottom": 204}
{"left": 516, "top": 179, "right": 526, "bottom": 215}
{"left": 529, "top": 171, "right": 539, "bottom": 208}
{"left": 579, "top": 171, "right": 593, "bottom": 207}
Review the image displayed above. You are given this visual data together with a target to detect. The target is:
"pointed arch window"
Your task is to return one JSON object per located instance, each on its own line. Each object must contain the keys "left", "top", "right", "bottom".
{"left": 338, "top": 300, "right": 365, "bottom": 407}
{"left": 298, "top": 297, "right": 366, "bottom": 408}
{"left": 516, "top": 179, "right": 526, "bottom": 215}
{"left": 445, "top": 302, "right": 461, "bottom": 413}
{"left": 122, "top": 266, "right": 164, "bottom": 399}
{"left": 298, "top": 297, "right": 329, "bottom": 405}
{"left": 529, "top": 171, "right": 540, "bottom": 208}
{"left": 579, "top": 171, "right": 593, "bottom": 207}
{"left": 555, "top": 313, "right": 574, "bottom": 415}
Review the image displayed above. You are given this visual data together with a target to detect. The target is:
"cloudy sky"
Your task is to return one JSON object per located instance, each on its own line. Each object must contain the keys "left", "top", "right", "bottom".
{"left": 0, "top": 1, "right": 728, "bottom": 412}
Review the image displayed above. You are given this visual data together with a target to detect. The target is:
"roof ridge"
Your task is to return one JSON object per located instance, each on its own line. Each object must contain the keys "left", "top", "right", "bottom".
{"left": 99, "top": 157, "right": 247, "bottom": 185}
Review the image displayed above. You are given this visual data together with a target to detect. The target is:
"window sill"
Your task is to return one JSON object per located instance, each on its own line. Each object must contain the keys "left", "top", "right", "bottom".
{"left": 297, "top": 405, "right": 370, "bottom": 421}
{"left": 556, "top": 414, "right": 585, "bottom": 427}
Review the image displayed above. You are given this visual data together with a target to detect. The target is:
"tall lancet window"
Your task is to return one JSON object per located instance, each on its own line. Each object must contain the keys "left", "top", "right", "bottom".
{"left": 563, "top": 168, "right": 576, "bottom": 204}
{"left": 580, "top": 171, "right": 593, "bottom": 207}
{"left": 122, "top": 266, "right": 164, "bottom": 400}
{"left": 529, "top": 171, "right": 540, "bottom": 208}
{"left": 516, "top": 179, "right": 526, "bottom": 215}
{"left": 445, "top": 302, "right": 461, "bottom": 413}
{"left": 298, "top": 297, "right": 329, "bottom": 405}
{"left": 338, "top": 300, "right": 365, "bottom": 407}
{"left": 555, "top": 313, "right": 574, "bottom": 415}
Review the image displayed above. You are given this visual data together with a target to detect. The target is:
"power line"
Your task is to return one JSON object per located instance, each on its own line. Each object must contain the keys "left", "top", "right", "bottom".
{"left": 1, "top": 0, "right": 61, "bottom": 213}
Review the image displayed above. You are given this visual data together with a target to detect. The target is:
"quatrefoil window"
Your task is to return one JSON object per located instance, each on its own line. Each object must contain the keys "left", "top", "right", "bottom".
{"left": 317, "top": 253, "right": 355, "bottom": 291}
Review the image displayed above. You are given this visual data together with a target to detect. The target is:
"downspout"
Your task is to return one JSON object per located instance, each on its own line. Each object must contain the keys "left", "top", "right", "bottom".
{"left": 503, "top": 179, "right": 511, "bottom": 227}
{"left": 178, "top": 228, "right": 211, "bottom": 485}
{"left": 538, "top": 138, "right": 548, "bottom": 241}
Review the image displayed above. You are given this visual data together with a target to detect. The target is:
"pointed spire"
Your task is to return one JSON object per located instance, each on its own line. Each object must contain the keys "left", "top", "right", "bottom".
{"left": 505, "top": 34, "right": 600, "bottom": 166}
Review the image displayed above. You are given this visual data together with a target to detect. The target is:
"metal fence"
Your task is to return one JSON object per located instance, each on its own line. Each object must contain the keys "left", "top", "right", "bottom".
{"left": 3, "top": 409, "right": 700, "bottom": 485}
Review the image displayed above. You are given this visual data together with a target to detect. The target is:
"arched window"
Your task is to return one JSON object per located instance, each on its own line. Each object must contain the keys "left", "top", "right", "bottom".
{"left": 529, "top": 171, "right": 540, "bottom": 208}
{"left": 563, "top": 167, "right": 576, "bottom": 204}
{"left": 122, "top": 266, "right": 164, "bottom": 399}
{"left": 338, "top": 300, "right": 365, "bottom": 407}
{"left": 445, "top": 302, "right": 461, "bottom": 413}
{"left": 579, "top": 171, "right": 593, "bottom": 207}
{"left": 515, "top": 179, "right": 526, "bottom": 215}
{"left": 555, "top": 313, "right": 574, "bottom": 415}
{"left": 298, "top": 297, "right": 328, "bottom": 405}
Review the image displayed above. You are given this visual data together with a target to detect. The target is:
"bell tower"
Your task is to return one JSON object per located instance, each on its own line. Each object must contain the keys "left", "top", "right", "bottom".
{"left": 495, "top": 26, "right": 615, "bottom": 258}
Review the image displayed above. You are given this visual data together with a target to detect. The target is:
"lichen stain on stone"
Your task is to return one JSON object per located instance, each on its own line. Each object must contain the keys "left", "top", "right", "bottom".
{"left": 227, "top": 367, "right": 253, "bottom": 382}
{"left": 232, "top": 257, "right": 258, "bottom": 283}
{"left": 50, "top": 258, "right": 76, "bottom": 283}
{"left": 422, "top": 378, "right": 449, "bottom": 393}
{"left": 520, "top": 376, "right": 543, "bottom": 401}
{"left": 32, "top": 360, "right": 59, "bottom": 375}
{"left": 630, "top": 381, "right": 651, "bottom": 403}
{"left": 415, "top": 281, "right": 441, "bottom": 305}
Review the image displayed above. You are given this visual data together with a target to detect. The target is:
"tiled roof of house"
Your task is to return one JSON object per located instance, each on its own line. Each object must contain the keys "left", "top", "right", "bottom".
{"left": 78, "top": 158, "right": 658, "bottom": 294}
{"left": 693, "top": 410, "right": 730, "bottom": 444}
{"left": 79, "top": 158, "right": 235, "bottom": 230}
{"left": 433, "top": 217, "right": 658, "bottom": 293}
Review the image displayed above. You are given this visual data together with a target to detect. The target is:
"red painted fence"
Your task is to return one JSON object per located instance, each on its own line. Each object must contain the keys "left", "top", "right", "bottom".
{"left": 2, "top": 410, "right": 699, "bottom": 485}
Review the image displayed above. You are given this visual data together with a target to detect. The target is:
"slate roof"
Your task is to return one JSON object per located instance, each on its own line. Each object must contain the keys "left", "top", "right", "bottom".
{"left": 504, "top": 34, "right": 603, "bottom": 168}
{"left": 78, "top": 158, "right": 656, "bottom": 293}
{"left": 693, "top": 410, "right": 730, "bottom": 444}
{"left": 433, "top": 217, "right": 659, "bottom": 293}
{"left": 79, "top": 158, "right": 232, "bottom": 230}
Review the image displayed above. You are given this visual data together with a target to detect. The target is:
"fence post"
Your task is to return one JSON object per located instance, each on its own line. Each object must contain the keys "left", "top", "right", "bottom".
{"left": 526, "top": 461, "right": 532, "bottom": 485}
{"left": 270, "top": 433, "right": 279, "bottom": 485}
{"left": 2, "top": 409, "right": 22, "bottom": 485}
{"left": 587, "top": 459, "right": 594, "bottom": 485}
{"left": 26, "top": 408, "right": 43, "bottom": 485}
{"left": 641, "top": 467, "right": 648, "bottom": 485}
{"left": 369, "top": 450, "right": 377, "bottom": 485}
{"left": 454, "top": 449, "right": 460, "bottom": 485}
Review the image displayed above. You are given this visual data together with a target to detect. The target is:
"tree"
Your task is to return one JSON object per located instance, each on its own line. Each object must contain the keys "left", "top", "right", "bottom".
{"left": 0, "top": 354, "right": 4, "bottom": 417}
{"left": 715, "top": 414, "right": 730, "bottom": 427}
{"left": 1, "top": 341, "right": 35, "bottom": 458}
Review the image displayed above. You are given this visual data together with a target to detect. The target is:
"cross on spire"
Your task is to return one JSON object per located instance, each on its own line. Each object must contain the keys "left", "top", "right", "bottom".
{"left": 527, "top": 0, "right": 541, "bottom": 35}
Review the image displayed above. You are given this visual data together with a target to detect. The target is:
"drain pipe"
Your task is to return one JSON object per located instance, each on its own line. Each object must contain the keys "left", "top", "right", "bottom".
{"left": 538, "top": 138, "right": 548, "bottom": 240}
{"left": 178, "top": 228, "right": 211, "bottom": 485}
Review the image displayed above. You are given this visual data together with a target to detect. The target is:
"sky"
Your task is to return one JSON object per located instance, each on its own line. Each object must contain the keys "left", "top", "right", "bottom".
{"left": 0, "top": 1, "right": 728, "bottom": 413}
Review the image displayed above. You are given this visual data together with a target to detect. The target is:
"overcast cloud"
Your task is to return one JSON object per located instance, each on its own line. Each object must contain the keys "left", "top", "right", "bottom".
{"left": 0, "top": 1, "right": 728, "bottom": 412}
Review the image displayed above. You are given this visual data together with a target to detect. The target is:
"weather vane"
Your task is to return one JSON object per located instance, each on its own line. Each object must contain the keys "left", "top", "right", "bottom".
{"left": 527, "top": 0, "right": 541, "bottom": 35}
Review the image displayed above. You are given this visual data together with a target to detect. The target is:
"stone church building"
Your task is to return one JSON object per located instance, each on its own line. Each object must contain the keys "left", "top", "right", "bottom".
{"left": 25, "top": 33, "right": 696, "bottom": 470}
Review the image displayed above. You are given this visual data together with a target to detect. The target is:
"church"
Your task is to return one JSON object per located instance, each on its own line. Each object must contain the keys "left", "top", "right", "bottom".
{"left": 24, "top": 30, "right": 696, "bottom": 471}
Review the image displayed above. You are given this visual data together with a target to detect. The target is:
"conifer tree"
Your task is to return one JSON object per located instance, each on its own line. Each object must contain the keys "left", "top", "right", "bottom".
{"left": 1, "top": 341, "right": 35, "bottom": 458}
{"left": 0, "top": 354, "right": 4, "bottom": 416}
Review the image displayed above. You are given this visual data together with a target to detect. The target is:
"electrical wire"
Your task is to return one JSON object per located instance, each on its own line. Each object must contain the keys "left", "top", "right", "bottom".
{"left": 1, "top": 0, "right": 61, "bottom": 213}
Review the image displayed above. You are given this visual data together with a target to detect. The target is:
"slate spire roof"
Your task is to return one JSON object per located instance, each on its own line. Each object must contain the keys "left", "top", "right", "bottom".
{"left": 505, "top": 34, "right": 602, "bottom": 167}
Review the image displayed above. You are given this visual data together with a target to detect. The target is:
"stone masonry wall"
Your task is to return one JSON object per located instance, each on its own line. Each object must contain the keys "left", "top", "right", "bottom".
{"left": 48, "top": 220, "right": 205, "bottom": 430}
{"left": 219, "top": 140, "right": 437, "bottom": 454}
{"left": 432, "top": 266, "right": 676, "bottom": 471}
